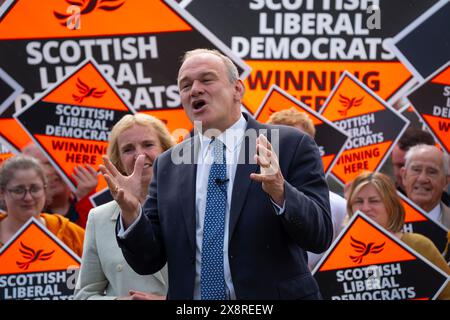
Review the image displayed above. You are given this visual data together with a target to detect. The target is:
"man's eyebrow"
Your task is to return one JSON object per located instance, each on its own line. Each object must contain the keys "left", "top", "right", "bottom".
{"left": 179, "top": 71, "right": 218, "bottom": 82}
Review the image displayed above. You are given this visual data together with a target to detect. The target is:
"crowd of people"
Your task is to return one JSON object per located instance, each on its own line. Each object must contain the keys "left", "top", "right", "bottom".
{"left": 0, "top": 48, "right": 448, "bottom": 300}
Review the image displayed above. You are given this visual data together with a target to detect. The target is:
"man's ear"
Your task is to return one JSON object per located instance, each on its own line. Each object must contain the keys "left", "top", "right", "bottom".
{"left": 400, "top": 167, "right": 407, "bottom": 185}
{"left": 234, "top": 79, "right": 245, "bottom": 101}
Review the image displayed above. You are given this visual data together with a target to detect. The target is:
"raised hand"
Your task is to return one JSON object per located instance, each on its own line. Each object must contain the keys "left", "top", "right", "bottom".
{"left": 72, "top": 165, "right": 98, "bottom": 200}
{"left": 99, "top": 155, "right": 145, "bottom": 228}
{"left": 250, "top": 134, "right": 285, "bottom": 206}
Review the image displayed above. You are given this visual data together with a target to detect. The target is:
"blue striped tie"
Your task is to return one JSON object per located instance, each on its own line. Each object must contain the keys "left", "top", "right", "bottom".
{"left": 200, "top": 138, "right": 227, "bottom": 300}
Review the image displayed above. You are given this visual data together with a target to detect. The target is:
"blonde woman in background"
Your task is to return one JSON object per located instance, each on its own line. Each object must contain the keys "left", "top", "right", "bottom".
{"left": 346, "top": 171, "right": 449, "bottom": 300}
{"left": 75, "top": 114, "right": 174, "bottom": 300}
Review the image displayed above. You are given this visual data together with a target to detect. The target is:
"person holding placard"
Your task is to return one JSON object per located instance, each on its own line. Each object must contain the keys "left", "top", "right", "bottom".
{"left": 346, "top": 171, "right": 449, "bottom": 300}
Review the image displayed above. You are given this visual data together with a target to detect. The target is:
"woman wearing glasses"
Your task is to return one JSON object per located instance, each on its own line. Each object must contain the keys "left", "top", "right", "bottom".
{"left": 0, "top": 155, "right": 85, "bottom": 257}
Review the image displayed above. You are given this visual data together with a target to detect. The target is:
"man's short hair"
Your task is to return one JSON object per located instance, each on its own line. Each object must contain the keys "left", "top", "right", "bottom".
{"left": 404, "top": 144, "right": 449, "bottom": 176}
{"left": 397, "top": 127, "right": 435, "bottom": 151}
{"left": 180, "top": 48, "right": 239, "bottom": 83}
{"left": 267, "top": 107, "right": 316, "bottom": 138}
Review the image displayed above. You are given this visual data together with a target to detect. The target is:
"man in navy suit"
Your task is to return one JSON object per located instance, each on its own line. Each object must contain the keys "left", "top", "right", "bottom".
{"left": 101, "top": 49, "right": 332, "bottom": 300}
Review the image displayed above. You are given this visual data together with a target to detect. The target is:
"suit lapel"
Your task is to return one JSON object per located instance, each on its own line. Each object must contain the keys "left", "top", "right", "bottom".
{"left": 178, "top": 137, "right": 199, "bottom": 252}
{"left": 229, "top": 117, "right": 260, "bottom": 241}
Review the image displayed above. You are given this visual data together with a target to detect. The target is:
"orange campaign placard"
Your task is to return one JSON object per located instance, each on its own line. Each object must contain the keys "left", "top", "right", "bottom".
{"left": 0, "top": 117, "right": 32, "bottom": 152}
{"left": 312, "top": 211, "right": 449, "bottom": 300}
{"left": 139, "top": 109, "right": 193, "bottom": 142}
{"left": 183, "top": 0, "right": 439, "bottom": 112}
{"left": 0, "top": 141, "right": 14, "bottom": 165}
{"left": 0, "top": 68, "right": 29, "bottom": 152}
{"left": 13, "top": 58, "right": 135, "bottom": 192}
{"left": 406, "top": 61, "right": 450, "bottom": 154}
{"left": 242, "top": 60, "right": 412, "bottom": 112}
{"left": 399, "top": 103, "right": 424, "bottom": 129}
{"left": 319, "top": 72, "right": 409, "bottom": 186}
{"left": 398, "top": 192, "right": 449, "bottom": 261}
{"left": 0, "top": 68, "right": 23, "bottom": 115}
{"left": 255, "top": 85, "right": 349, "bottom": 175}
{"left": 389, "top": 0, "right": 450, "bottom": 82}
{"left": 0, "top": 217, "right": 81, "bottom": 300}
{"left": 0, "top": 0, "right": 251, "bottom": 149}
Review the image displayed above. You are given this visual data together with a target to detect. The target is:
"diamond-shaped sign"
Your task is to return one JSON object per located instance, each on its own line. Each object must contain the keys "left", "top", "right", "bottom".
{"left": 255, "top": 85, "right": 349, "bottom": 176}
{"left": 0, "top": 217, "right": 81, "bottom": 300}
{"left": 312, "top": 212, "right": 449, "bottom": 300}
{"left": 389, "top": 0, "right": 450, "bottom": 81}
{"left": 319, "top": 72, "right": 409, "bottom": 186}
{"left": 406, "top": 61, "right": 450, "bottom": 154}
{"left": 0, "top": 0, "right": 251, "bottom": 150}
{"left": 14, "top": 58, "right": 134, "bottom": 192}
{"left": 183, "top": 0, "right": 439, "bottom": 111}
{"left": 399, "top": 192, "right": 450, "bottom": 261}
{"left": 0, "top": 68, "right": 23, "bottom": 115}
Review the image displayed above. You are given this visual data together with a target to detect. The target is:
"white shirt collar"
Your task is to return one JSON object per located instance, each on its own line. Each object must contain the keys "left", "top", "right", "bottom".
{"left": 427, "top": 203, "right": 442, "bottom": 222}
{"left": 198, "top": 115, "right": 246, "bottom": 155}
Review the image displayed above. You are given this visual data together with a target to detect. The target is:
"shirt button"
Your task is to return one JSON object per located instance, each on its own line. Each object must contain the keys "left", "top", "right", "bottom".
{"left": 116, "top": 264, "right": 123, "bottom": 272}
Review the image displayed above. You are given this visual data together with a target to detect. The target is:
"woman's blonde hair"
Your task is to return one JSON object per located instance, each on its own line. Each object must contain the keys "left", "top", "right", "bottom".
{"left": 107, "top": 113, "right": 175, "bottom": 175}
{"left": 346, "top": 171, "right": 405, "bottom": 233}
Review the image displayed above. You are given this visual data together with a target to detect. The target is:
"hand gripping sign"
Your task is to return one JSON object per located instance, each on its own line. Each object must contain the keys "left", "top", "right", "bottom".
{"left": 406, "top": 61, "right": 450, "bottom": 154}
{"left": 0, "top": 217, "right": 81, "bottom": 300}
{"left": 13, "top": 58, "right": 135, "bottom": 193}
{"left": 254, "top": 84, "right": 349, "bottom": 176}
{"left": 312, "top": 211, "right": 449, "bottom": 300}
{"left": 319, "top": 72, "right": 409, "bottom": 187}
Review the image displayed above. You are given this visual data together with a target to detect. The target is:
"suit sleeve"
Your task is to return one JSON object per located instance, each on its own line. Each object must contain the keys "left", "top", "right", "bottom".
{"left": 74, "top": 210, "right": 114, "bottom": 300}
{"left": 280, "top": 133, "right": 333, "bottom": 253}
{"left": 116, "top": 158, "right": 167, "bottom": 275}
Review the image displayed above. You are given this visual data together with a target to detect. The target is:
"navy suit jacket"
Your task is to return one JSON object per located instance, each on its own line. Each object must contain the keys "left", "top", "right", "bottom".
{"left": 117, "top": 115, "right": 333, "bottom": 300}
